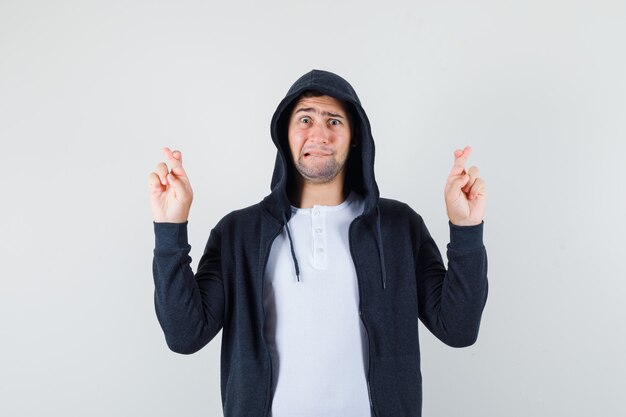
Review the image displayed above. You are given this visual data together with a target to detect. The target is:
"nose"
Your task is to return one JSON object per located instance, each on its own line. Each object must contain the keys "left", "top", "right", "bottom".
{"left": 308, "top": 122, "right": 329, "bottom": 144}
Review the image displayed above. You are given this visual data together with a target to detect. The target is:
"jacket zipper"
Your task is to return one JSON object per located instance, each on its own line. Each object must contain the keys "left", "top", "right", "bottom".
{"left": 349, "top": 215, "right": 379, "bottom": 417}
{"left": 262, "top": 226, "right": 283, "bottom": 417}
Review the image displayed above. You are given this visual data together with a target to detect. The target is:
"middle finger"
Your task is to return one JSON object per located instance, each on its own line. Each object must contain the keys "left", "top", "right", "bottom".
{"left": 462, "top": 165, "right": 479, "bottom": 193}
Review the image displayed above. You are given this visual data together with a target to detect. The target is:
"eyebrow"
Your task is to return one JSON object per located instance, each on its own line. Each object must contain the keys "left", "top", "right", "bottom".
{"left": 294, "top": 107, "right": 345, "bottom": 119}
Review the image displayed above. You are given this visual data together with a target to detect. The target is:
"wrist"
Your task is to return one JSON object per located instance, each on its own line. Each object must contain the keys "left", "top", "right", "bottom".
{"left": 449, "top": 219, "right": 482, "bottom": 227}
{"left": 153, "top": 220, "right": 190, "bottom": 249}
{"left": 448, "top": 220, "right": 484, "bottom": 250}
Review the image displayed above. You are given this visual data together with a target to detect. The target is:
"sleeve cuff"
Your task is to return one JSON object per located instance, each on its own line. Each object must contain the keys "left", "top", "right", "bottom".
{"left": 448, "top": 220, "right": 484, "bottom": 250}
{"left": 154, "top": 220, "right": 189, "bottom": 250}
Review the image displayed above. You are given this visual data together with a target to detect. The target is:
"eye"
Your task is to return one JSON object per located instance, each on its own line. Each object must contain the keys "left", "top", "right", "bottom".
{"left": 299, "top": 116, "right": 311, "bottom": 124}
{"left": 329, "top": 119, "right": 342, "bottom": 126}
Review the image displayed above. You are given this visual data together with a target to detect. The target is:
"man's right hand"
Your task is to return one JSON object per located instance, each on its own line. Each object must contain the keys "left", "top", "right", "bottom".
{"left": 148, "top": 147, "right": 194, "bottom": 223}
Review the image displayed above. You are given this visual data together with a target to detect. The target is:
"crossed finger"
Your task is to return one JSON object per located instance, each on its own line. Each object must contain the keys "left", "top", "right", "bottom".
{"left": 467, "top": 177, "right": 486, "bottom": 200}
{"left": 462, "top": 165, "right": 480, "bottom": 193}
{"left": 162, "top": 146, "right": 188, "bottom": 179}
{"left": 452, "top": 145, "right": 471, "bottom": 176}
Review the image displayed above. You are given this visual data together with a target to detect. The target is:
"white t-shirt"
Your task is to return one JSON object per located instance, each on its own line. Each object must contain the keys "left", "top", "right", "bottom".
{"left": 263, "top": 191, "right": 372, "bottom": 417}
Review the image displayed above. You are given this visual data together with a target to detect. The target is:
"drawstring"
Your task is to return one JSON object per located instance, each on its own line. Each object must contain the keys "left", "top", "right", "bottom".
{"left": 375, "top": 204, "right": 387, "bottom": 290}
{"left": 282, "top": 211, "right": 301, "bottom": 282}
{"left": 281, "top": 205, "right": 385, "bottom": 289}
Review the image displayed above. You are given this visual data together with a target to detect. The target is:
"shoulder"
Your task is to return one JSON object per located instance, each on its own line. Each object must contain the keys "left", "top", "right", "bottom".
{"left": 378, "top": 197, "right": 424, "bottom": 224}
{"left": 212, "top": 201, "right": 268, "bottom": 232}
{"left": 376, "top": 197, "right": 429, "bottom": 245}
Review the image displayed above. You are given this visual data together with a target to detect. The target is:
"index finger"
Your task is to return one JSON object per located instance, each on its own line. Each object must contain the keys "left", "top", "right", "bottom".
{"left": 451, "top": 145, "right": 472, "bottom": 175}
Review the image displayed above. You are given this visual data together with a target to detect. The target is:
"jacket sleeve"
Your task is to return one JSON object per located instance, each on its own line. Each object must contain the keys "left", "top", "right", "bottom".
{"left": 152, "top": 221, "right": 224, "bottom": 354}
{"left": 415, "top": 217, "right": 488, "bottom": 348}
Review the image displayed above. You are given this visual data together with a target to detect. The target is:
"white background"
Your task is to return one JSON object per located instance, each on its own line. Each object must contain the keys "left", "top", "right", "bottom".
{"left": 1, "top": 0, "right": 625, "bottom": 416}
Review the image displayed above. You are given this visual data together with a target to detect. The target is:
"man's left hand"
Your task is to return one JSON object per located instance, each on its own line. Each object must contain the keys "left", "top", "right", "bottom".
{"left": 444, "top": 145, "right": 486, "bottom": 226}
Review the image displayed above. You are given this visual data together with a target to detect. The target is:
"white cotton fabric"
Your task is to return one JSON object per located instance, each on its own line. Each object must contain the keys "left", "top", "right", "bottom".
{"left": 263, "top": 191, "right": 372, "bottom": 417}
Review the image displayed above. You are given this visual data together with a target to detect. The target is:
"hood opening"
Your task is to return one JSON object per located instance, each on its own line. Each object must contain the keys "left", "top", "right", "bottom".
{"left": 274, "top": 97, "right": 366, "bottom": 205}
{"left": 262, "top": 69, "right": 387, "bottom": 289}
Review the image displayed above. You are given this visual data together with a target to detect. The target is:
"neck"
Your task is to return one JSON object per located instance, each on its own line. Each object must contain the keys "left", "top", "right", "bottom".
{"left": 290, "top": 172, "right": 349, "bottom": 208}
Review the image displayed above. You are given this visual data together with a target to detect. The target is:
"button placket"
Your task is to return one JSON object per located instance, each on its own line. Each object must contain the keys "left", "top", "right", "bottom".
{"left": 311, "top": 205, "right": 327, "bottom": 269}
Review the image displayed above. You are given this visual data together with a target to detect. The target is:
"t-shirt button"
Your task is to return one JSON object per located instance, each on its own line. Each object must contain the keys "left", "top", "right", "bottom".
{"left": 316, "top": 247, "right": 324, "bottom": 253}
{"left": 315, "top": 228, "right": 323, "bottom": 234}
{"left": 313, "top": 209, "right": 320, "bottom": 216}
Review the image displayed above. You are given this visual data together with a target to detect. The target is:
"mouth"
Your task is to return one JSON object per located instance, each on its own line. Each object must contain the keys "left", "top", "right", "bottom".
{"left": 304, "top": 150, "right": 332, "bottom": 159}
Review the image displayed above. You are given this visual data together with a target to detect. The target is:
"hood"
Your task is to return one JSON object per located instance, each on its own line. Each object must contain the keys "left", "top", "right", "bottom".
{"left": 261, "top": 69, "right": 380, "bottom": 222}
{"left": 261, "top": 69, "right": 388, "bottom": 289}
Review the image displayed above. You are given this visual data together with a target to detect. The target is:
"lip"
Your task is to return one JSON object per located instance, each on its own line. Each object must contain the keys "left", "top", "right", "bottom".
{"left": 303, "top": 150, "right": 332, "bottom": 158}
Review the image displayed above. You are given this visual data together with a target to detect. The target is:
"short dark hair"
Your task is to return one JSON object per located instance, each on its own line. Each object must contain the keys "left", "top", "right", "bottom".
{"left": 297, "top": 89, "right": 326, "bottom": 100}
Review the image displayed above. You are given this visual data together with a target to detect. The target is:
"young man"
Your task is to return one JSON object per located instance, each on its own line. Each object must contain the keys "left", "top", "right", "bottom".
{"left": 148, "top": 69, "right": 488, "bottom": 417}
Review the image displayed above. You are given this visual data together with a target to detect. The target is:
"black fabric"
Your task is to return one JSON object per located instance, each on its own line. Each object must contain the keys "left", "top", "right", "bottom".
{"left": 152, "top": 69, "right": 489, "bottom": 417}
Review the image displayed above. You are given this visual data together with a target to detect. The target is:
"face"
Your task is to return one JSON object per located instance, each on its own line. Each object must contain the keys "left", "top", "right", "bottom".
{"left": 287, "top": 95, "right": 352, "bottom": 184}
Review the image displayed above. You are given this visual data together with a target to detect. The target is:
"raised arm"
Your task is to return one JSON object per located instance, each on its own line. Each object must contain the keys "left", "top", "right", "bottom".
{"left": 152, "top": 221, "right": 224, "bottom": 354}
{"left": 415, "top": 218, "right": 488, "bottom": 347}
{"left": 415, "top": 146, "right": 489, "bottom": 347}
{"left": 148, "top": 147, "right": 224, "bottom": 354}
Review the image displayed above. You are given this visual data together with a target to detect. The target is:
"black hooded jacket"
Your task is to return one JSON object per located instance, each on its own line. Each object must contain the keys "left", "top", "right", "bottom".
{"left": 152, "top": 69, "right": 488, "bottom": 417}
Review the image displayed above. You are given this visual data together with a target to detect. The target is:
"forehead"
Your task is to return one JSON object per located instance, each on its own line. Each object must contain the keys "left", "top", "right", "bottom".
{"left": 290, "top": 95, "right": 349, "bottom": 116}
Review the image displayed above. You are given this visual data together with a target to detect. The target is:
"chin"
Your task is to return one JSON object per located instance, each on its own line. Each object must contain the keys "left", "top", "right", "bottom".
{"left": 299, "top": 168, "right": 342, "bottom": 184}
